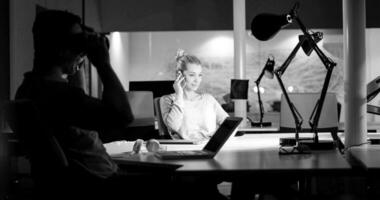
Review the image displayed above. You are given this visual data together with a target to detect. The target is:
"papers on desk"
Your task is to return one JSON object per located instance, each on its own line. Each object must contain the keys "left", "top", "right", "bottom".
{"left": 104, "top": 140, "right": 141, "bottom": 155}
{"left": 104, "top": 140, "right": 201, "bottom": 170}
{"left": 238, "top": 126, "right": 280, "bottom": 132}
{"left": 104, "top": 140, "right": 206, "bottom": 155}
{"left": 111, "top": 152, "right": 183, "bottom": 170}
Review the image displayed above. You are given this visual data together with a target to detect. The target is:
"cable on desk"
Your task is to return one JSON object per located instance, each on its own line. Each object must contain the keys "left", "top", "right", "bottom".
{"left": 342, "top": 141, "right": 371, "bottom": 155}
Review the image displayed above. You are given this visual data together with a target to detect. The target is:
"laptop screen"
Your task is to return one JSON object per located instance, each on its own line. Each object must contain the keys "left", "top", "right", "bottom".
{"left": 203, "top": 117, "right": 243, "bottom": 153}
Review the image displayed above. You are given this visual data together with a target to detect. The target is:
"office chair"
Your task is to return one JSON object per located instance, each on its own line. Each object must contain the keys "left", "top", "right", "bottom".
{"left": 280, "top": 92, "right": 344, "bottom": 152}
{"left": 154, "top": 97, "right": 172, "bottom": 139}
{"left": 4, "top": 100, "right": 107, "bottom": 200}
{"left": 5, "top": 100, "right": 71, "bottom": 198}
{"left": 126, "top": 91, "right": 155, "bottom": 127}
{"left": 125, "top": 91, "right": 158, "bottom": 139}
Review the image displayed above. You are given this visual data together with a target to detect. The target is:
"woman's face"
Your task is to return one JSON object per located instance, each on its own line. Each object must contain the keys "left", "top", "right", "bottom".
{"left": 183, "top": 63, "right": 203, "bottom": 91}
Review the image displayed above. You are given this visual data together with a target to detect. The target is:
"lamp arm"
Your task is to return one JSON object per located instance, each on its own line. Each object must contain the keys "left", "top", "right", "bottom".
{"left": 255, "top": 81, "right": 265, "bottom": 124}
{"left": 296, "top": 16, "right": 337, "bottom": 70}
{"left": 274, "top": 71, "right": 303, "bottom": 142}
{"left": 309, "top": 35, "right": 337, "bottom": 70}
{"left": 308, "top": 66, "right": 334, "bottom": 143}
{"left": 255, "top": 67, "right": 266, "bottom": 125}
{"left": 367, "top": 76, "right": 380, "bottom": 102}
{"left": 367, "top": 76, "right": 380, "bottom": 115}
{"left": 277, "top": 37, "right": 308, "bottom": 76}
{"left": 366, "top": 77, "right": 380, "bottom": 116}
{"left": 368, "top": 104, "right": 380, "bottom": 115}
{"left": 255, "top": 67, "right": 266, "bottom": 84}
{"left": 294, "top": 15, "right": 337, "bottom": 143}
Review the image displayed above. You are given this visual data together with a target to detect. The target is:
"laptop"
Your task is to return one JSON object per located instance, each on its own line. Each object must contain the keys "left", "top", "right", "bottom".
{"left": 155, "top": 117, "right": 243, "bottom": 160}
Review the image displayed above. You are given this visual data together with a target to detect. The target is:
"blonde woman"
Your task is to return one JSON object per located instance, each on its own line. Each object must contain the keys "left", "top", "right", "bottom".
{"left": 160, "top": 49, "right": 229, "bottom": 200}
{"left": 160, "top": 49, "right": 229, "bottom": 141}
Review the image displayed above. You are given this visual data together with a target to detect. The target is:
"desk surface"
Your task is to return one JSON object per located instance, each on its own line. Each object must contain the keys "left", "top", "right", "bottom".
{"left": 108, "top": 133, "right": 351, "bottom": 177}
{"left": 238, "top": 123, "right": 280, "bottom": 133}
{"left": 239, "top": 112, "right": 280, "bottom": 133}
{"left": 348, "top": 145, "right": 380, "bottom": 172}
{"left": 238, "top": 122, "right": 380, "bottom": 133}
{"left": 236, "top": 112, "right": 380, "bottom": 133}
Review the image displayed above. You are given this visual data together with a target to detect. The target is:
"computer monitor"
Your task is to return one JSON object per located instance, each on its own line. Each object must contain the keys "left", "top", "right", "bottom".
{"left": 129, "top": 81, "right": 175, "bottom": 99}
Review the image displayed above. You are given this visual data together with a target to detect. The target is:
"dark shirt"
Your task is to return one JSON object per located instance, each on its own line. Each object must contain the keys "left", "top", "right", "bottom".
{"left": 15, "top": 72, "right": 133, "bottom": 178}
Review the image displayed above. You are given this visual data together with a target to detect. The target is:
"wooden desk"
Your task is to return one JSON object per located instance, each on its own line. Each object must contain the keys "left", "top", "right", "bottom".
{"left": 108, "top": 133, "right": 351, "bottom": 178}
{"left": 239, "top": 112, "right": 280, "bottom": 133}
{"left": 347, "top": 145, "right": 380, "bottom": 174}
{"left": 346, "top": 144, "right": 380, "bottom": 197}
{"left": 108, "top": 133, "right": 352, "bottom": 199}
{"left": 170, "top": 134, "right": 350, "bottom": 177}
{"left": 238, "top": 123, "right": 280, "bottom": 133}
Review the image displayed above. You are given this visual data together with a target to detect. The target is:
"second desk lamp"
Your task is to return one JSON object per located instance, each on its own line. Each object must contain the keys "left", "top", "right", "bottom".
{"left": 251, "top": 56, "right": 275, "bottom": 127}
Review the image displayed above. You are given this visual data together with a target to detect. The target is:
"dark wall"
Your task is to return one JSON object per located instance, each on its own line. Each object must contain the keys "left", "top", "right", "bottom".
{"left": 0, "top": 1, "right": 9, "bottom": 197}
{"left": 366, "top": 0, "right": 380, "bottom": 28}
{"left": 100, "top": 0, "right": 233, "bottom": 31}
{"left": 101, "top": 0, "right": 380, "bottom": 31}
{"left": 0, "top": 0, "right": 9, "bottom": 101}
{"left": 246, "top": 0, "right": 343, "bottom": 29}
{"left": 247, "top": 0, "right": 380, "bottom": 29}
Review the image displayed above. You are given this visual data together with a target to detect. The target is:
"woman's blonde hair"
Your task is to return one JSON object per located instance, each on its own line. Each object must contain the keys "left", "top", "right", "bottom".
{"left": 175, "top": 49, "right": 201, "bottom": 73}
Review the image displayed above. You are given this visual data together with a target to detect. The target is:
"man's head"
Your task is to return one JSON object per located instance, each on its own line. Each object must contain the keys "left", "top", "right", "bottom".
{"left": 32, "top": 10, "right": 86, "bottom": 75}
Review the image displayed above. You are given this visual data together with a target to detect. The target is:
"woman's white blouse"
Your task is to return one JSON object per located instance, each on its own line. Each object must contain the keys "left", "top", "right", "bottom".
{"left": 160, "top": 93, "right": 229, "bottom": 141}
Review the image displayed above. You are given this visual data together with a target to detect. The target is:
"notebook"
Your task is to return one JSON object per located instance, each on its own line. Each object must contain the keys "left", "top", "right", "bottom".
{"left": 154, "top": 117, "right": 243, "bottom": 160}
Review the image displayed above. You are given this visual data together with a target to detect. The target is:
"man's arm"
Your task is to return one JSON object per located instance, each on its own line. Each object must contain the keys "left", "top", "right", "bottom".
{"left": 85, "top": 33, "right": 134, "bottom": 126}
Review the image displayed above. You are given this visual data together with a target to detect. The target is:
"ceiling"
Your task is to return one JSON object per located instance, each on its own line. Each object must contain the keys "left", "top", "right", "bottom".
{"left": 96, "top": 0, "right": 380, "bottom": 32}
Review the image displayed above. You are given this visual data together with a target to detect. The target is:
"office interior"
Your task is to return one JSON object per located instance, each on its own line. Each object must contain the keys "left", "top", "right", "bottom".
{"left": 2, "top": 0, "right": 380, "bottom": 200}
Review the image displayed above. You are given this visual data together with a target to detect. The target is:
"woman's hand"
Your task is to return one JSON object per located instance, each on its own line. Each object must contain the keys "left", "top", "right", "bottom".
{"left": 173, "top": 71, "right": 186, "bottom": 99}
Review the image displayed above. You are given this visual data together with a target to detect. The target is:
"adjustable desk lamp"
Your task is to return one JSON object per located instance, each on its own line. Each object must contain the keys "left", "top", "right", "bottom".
{"left": 367, "top": 76, "right": 380, "bottom": 115}
{"left": 251, "top": 56, "right": 274, "bottom": 127}
{"left": 262, "top": 52, "right": 306, "bottom": 154}
{"left": 367, "top": 76, "right": 380, "bottom": 144}
{"left": 251, "top": 2, "right": 337, "bottom": 153}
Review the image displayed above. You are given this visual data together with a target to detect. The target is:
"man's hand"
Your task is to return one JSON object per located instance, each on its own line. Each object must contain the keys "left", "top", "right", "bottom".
{"left": 85, "top": 33, "right": 110, "bottom": 68}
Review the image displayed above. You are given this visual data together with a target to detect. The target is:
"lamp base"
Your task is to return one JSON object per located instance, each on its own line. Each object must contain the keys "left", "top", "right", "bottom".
{"left": 279, "top": 145, "right": 311, "bottom": 155}
{"left": 251, "top": 121, "right": 272, "bottom": 127}
{"left": 279, "top": 137, "right": 314, "bottom": 147}
{"left": 279, "top": 137, "right": 336, "bottom": 150}
{"left": 369, "top": 138, "right": 380, "bottom": 145}
{"left": 299, "top": 140, "right": 336, "bottom": 150}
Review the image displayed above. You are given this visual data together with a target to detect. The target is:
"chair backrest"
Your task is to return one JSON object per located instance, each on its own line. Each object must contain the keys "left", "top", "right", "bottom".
{"left": 280, "top": 92, "right": 339, "bottom": 132}
{"left": 126, "top": 91, "right": 155, "bottom": 127}
{"left": 4, "top": 100, "right": 69, "bottom": 174}
{"left": 5, "top": 100, "right": 115, "bottom": 199}
{"left": 153, "top": 97, "right": 171, "bottom": 139}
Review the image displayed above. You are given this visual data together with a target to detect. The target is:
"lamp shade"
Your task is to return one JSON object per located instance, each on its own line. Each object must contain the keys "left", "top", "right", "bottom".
{"left": 251, "top": 14, "right": 292, "bottom": 41}
{"left": 264, "top": 57, "right": 275, "bottom": 79}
